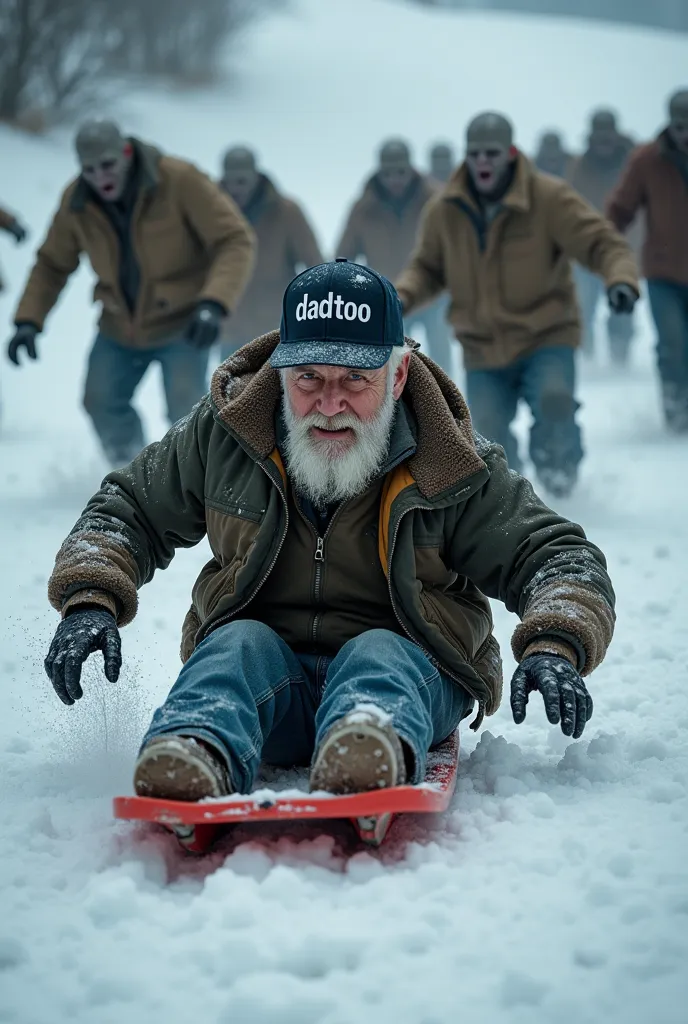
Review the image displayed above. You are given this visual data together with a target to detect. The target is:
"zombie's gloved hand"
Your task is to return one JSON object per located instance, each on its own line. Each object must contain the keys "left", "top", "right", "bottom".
{"left": 44, "top": 607, "right": 122, "bottom": 706}
{"left": 5, "top": 218, "right": 27, "bottom": 244}
{"left": 184, "top": 301, "right": 225, "bottom": 350}
{"left": 510, "top": 654, "right": 593, "bottom": 739}
{"left": 7, "top": 323, "right": 39, "bottom": 366}
{"left": 607, "top": 283, "right": 638, "bottom": 314}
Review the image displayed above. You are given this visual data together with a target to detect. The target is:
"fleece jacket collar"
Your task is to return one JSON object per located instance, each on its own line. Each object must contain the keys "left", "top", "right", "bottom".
{"left": 69, "top": 138, "right": 162, "bottom": 213}
{"left": 443, "top": 151, "right": 532, "bottom": 215}
{"left": 209, "top": 331, "right": 487, "bottom": 501}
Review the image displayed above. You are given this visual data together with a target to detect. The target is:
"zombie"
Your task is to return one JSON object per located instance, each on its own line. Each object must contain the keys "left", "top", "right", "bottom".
{"left": 7, "top": 120, "right": 255, "bottom": 466}
{"left": 607, "top": 90, "right": 688, "bottom": 431}
{"left": 336, "top": 139, "right": 454, "bottom": 375}
{"left": 396, "top": 111, "right": 639, "bottom": 498}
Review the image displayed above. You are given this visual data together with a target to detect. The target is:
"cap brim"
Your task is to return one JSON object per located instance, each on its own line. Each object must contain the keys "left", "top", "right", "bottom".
{"left": 270, "top": 340, "right": 392, "bottom": 370}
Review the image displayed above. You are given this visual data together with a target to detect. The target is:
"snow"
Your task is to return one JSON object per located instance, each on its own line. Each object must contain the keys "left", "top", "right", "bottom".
{"left": 1, "top": 1, "right": 687, "bottom": 1022}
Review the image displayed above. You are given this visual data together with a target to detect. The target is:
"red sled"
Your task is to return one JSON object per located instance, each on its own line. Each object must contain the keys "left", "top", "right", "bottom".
{"left": 113, "top": 731, "right": 459, "bottom": 852}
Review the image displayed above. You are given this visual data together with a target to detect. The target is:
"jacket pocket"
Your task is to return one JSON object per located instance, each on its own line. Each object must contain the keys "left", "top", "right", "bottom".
{"left": 192, "top": 556, "right": 242, "bottom": 621}
{"left": 93, "top": 282, "right": 122, "bottom": 314}
{"left": 152, "top": 277, "right": 204, "bottom": 316}
{"left": 180, "top": 605, "right": 202, "bottom": 663}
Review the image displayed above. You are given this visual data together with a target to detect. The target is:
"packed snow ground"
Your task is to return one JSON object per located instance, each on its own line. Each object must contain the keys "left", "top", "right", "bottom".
{"left": 1, "top": 2, "right": 687, "bottom": 1022}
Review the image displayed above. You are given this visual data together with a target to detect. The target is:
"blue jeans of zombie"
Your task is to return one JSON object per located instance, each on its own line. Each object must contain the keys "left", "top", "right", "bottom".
{"left": 141, "top": 620, "right": 473, "bottom": 793}
{"left": 83, "top": 333, "right": 209, "bottom": 466}
{"left": 574, "top": 265, "right": 634, "bottom": 363}
{"left": 647, "top": 279, "right": 688, "bottom": 431}
{"left": 464, "top": 345, "right": 583, "bottom": 477}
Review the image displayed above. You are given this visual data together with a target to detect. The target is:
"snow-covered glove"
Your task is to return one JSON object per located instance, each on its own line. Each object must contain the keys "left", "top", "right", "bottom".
{"left": 5, "top": 218, "right": 28, "bottom": 244}
{"left": 7, "top": 323, "right": 39, "bottom": 366}
{"left": 44, "top": 608, "right": 122, "bottom": 706}
{"left": 607, "top": 283, "right": 637, "bottom": 314}
{"left": 184, "top": 301, "right": 225, "bottom": 350}
{"left": 510, "top": 654, "right": 593, "bottom": 739}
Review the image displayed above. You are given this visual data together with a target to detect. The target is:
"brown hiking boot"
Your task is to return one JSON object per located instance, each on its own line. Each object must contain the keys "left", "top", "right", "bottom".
{"left": 310, "top": 708, "right": 406, "bottom": 794}
{"left": 133, "top": 735, "right": 231, "bottom": 801}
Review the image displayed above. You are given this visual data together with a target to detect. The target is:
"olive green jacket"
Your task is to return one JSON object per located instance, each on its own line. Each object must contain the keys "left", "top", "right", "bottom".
{"left": 48, "top": 332, "right": 615, "bottom": 726}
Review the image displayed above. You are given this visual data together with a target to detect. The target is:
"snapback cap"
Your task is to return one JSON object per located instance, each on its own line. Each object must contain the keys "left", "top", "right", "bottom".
{"left": 271, "top": 258, "right": 404, "bottom": 370}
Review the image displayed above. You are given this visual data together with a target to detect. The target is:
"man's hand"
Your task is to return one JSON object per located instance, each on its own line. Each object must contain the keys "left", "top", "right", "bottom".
{"left": 44, "top": 608, "right": 121, "bottom": 706}
{"left": 510, "top": 654, "right": 593, "bottom": 739}
{"left": 607, "top": 283, "right": 638, "bottom": 314}
{"left": 7, "top": 323, "right": 39, "bottom": 366}
{"left": 184, "top": 301, "right": 225, "bottom": 350}
{"left": 6, "top": 218, "right": 28, "bottom": 244}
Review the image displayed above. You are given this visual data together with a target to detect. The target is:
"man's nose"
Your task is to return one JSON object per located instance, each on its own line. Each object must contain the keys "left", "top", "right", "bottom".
{"left": 316, "top": 385, "right": 347, "bottom": 417}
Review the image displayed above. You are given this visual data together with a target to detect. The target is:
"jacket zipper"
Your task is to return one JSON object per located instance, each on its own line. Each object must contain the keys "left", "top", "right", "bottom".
{"left": 197, "top": 461, "right": 289, "bottom": 641}
{"left": 294, "top": 500, "right": 345, "bottom": 644}
{"left": 385, "top": 501, "right": 487, "bottom": 730}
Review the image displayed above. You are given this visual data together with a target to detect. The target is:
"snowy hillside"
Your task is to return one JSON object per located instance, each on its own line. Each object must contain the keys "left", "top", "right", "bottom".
{"left": 1, "top": 1, "right": 687, "bottom": 1022}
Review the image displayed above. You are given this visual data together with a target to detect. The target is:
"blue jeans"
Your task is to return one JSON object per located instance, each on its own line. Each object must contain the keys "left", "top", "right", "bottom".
{"left": 647, "top": 279, "right": 688, "bottom": 429}
{"left": 83, "top": 333, "right": 209, "bottom": 465}
{"left": 574, "top": 265, "right": 634, "bottom": 362}
{"left": 465, "top": 345, "right": 583, "bottom": 477}
{"left": 405, "top": 297, "right": 455, "bottom": 377}
{"left": 142, "top": 621, "right": 473, "bottom": 792}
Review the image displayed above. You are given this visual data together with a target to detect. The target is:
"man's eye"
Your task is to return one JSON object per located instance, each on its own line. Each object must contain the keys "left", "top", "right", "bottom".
{"left": 348, "top": 373, "right": 364, "bottom": 382}
{"left": 101, "top": 160, "right": 116, "bottom": 171}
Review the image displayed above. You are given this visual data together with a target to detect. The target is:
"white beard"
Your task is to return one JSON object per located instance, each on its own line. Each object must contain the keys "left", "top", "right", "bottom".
{"left": 281, "top": 380, "right": 397, "bottom": 507}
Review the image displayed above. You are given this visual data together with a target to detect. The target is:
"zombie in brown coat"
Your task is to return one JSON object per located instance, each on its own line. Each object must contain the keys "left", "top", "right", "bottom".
{"left": 396, "top": 112, "right": 639, "bottom": 497}
{"left": 336, "top": 139, "right": 454, "bottom": 375}
{"left": 6, "top": 120, "right": 255, "bottom": 467}
{"left": 219, "top": 147, "right": 323, "bottom": 357}
{"left": 607, "top": 90, "right": 688, "bottom": 431}
{"left": 568, "top": 110, "right": 640, "bottom": 363}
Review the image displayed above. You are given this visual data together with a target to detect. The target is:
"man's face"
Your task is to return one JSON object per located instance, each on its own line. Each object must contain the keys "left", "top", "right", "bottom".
{"left": 669, "top": 114, "right": 688, "bottom": 153}
{"left": 80, "top": 147, "right": 130, "bottom": 202}
{"left": 465, "top": 142, "right": 512, "bottom": 195}
{"left": 378, "top": 162, "right": 414, "bottom": 198}
{"left": 282, "top": 356, "right": 410, "bottom": 506}
{"left": 223, "top": 168, "right": 259, "bottom": 209}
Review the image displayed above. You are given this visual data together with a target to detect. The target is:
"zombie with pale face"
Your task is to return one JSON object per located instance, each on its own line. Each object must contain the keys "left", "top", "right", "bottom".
{"left": 336, "top": 140, "right": 454, "bottom": 374}
{"left": 608, "top": 90, "right": 688, "bottom": 431}
{"left": 568, "top": 109, "right": 637, "bottom": 364}
{"left": 7, "top": 119, "right": 255, "bottom": 466}
{"left": 396, "top": 110, "right": 639, "bottom": 498}
{"left": 218, "top": 146, "right": 323, "bottom": 359}
{"left": 44, "top": 259, "right": 616, "bottom": 807}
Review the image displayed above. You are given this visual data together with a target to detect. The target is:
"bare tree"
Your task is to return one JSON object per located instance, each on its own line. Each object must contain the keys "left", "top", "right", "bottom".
{"left": 0, "top": 0, "right": 116, "bottom": 125}
{"left": 108, "top": 0, "right": 280, "bottom": 84}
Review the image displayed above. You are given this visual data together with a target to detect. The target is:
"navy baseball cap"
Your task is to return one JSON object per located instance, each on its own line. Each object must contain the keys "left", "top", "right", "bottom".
{"left": 271, "top": 258, "right": 404, "bottom": 371}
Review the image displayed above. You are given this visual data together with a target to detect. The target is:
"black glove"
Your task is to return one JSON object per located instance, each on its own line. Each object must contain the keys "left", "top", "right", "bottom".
{"left": 6, "top": 218, "right": 27, "bottom": 244}
{"left": 510, "top": 654, "right": 593, "bottom": 739}
{"left": 44, "top": 607, "right": 122, "bottom": 706}
{"left": 607, "top": 283, "right": 637, "bottom": 314}
{"left": 184, "top": 301, "right": 225, "bottom": 350}
{"left": 7, "top": 323, "right": 39, "bottom": 366}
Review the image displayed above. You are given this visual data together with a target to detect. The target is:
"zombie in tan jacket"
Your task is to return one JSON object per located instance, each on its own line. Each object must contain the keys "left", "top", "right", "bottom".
{"left": 396, "top": 112, "right": 639, "bottom": 498}
{"left": 567, "top": 110, "right": 640, "bottom": 364}
{"left": 44, "top": 260, "right": 614, "bottom": 813}
{"left": 6, "top": 120, "right": 255, "bottom": 467}
{"left": 219, "top": 147, "right": 323, "bottom": 356}
{"left": 336, "top": 139, "right": 454, "bottom": 375}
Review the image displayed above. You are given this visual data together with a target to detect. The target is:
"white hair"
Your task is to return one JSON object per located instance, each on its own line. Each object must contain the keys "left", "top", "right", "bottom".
{"left": 279, "top": 344, "right": 412, "bottom": 506}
